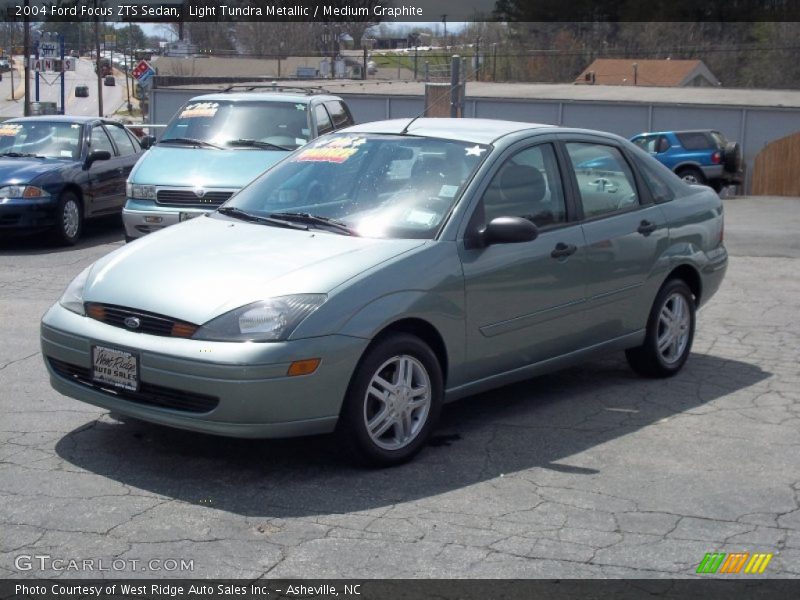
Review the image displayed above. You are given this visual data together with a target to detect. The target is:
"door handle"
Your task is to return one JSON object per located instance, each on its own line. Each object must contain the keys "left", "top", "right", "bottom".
{"left": 551, "top": 242, "right": 577, "bottom": 259}
{"left": 637, "top": 220, "right": 658, "bottom": 236}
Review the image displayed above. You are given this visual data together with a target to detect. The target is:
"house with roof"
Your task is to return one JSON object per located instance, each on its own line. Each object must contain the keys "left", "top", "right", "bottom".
{"left": 575, "top": 59, "right": 720, "bottom": 87}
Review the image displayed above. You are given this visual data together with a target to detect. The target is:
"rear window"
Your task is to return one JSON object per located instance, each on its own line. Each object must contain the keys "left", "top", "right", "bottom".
{"left": 676, "top": 132, "right": 715, "bottom": 150}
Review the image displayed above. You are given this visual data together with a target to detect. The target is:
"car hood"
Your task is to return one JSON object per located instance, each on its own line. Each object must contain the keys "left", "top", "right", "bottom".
{"left": 130, "top": 145, "right": 287, "bottom": 188}
{"left": 0, "top": 157, "right": 65, "bottom": 183}
{"left": 84, "top": 215, "right": 426, "bottom": 325}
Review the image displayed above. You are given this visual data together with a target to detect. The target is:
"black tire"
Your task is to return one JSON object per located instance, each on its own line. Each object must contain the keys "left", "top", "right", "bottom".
{"left": 52, "top": 191, "right": 83, "bottom": 245}
{"left": 677, "top": 167, "right": 706, "bottom": 186}
{"left": 722, "top": 142, "right": 742, "bottom": 174}
{"left": 626, "top": 279, "right": 696, "bottom": 378}
{"left": 337, "top": 333, "right": 443, "bottom": 467}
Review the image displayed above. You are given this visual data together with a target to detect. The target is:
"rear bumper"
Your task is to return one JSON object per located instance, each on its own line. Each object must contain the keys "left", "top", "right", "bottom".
{"left": 700, "top": 165, "right": 742, "bottom": 184}
{"left": 699, "top": 245, "right": 728, "bottom": 308}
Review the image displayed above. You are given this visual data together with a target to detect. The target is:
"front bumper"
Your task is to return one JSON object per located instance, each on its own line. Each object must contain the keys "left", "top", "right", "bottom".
{"left": 122, "top": 199, "right": 213, "bottom": 239}
{"left": 41, "top": 302, "right": 369, "bottom": 438}
{"left": 0, "top": 198, "right": 57, "bottom": 231}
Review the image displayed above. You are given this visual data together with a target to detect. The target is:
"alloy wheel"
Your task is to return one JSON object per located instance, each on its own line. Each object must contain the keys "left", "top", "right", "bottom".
{"left": 657, "top": 292, "right": 691, "bottom": 364}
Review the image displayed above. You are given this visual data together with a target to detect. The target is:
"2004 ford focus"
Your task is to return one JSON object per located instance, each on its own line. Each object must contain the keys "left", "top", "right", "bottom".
{"left": 41, "top": 119, "right": 727, "bottom": 465}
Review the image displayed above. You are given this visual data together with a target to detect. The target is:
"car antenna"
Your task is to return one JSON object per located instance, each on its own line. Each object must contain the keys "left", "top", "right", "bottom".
{"left": 399, "top": 114, "right": 421, "bottom": 135}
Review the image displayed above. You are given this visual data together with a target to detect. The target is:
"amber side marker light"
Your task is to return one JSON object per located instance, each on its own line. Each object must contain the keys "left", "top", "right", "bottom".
{"left": 171, "top": 322, "right": 199, "bottom": 338}
{"left": 287, "top": 358, "right": 321, "bottom": 377}
{"left": 86, "top": 303, "right": 106, "bottom": 321}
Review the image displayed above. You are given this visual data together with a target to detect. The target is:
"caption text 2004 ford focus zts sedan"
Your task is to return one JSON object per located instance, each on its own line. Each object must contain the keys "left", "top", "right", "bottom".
{"left": 41, "top": 119, "right": 727, "bottom": 466}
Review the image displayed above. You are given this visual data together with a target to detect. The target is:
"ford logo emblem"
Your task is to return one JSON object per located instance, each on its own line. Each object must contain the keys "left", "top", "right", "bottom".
{"left": 124, "top": 316, "right": 141, "bottom": 330}
{"left": 193, "top": 188, "right": 206, "bottom": 198}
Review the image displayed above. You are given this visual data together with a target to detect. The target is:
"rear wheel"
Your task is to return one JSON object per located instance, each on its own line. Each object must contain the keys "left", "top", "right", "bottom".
{"left": 338, "top": 333, "right": 443, "bottom": 467}
{"left": 52, "top": 191, "right": 82, "bottom": 245}
{"left": 677, "top": 167, "right": 706, "bottom": 186}
{"left": 626, "top": 279, "right": 696, "bottom": 378}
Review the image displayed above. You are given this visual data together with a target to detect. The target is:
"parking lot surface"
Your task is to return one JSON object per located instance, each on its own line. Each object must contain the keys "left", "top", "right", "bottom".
{"left": 1, "top": 197, "right": 798, "bottom": 578}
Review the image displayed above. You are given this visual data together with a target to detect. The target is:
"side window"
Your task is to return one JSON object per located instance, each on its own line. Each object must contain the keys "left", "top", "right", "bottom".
{"left": 481, "top": 143, "right": 567, "bottom": 228}
{"left": 104, "top": 123, "right": 138, "bottom": 156}
{"left": 90, "top": 125, "right": 115, "bottom": 155}
{"left": 632, "top": 135, "right": 658, "bottom": 153}
{"left": 656, "top": 136, "right": 671, "bottom": 153}
{"left": 565, "top": 142, "right": 639, "bottom": 219}
{"left": 325, "top": 101, "right": 353, "bottom": 129}
{"left": 313, "top": 104, "right": 334, "bottom": 135}
{"left": 634, "top": 154, "right": 677, "bottom": 203}
{"left": 676, "top": 132, "right": 713, "bottom": 150}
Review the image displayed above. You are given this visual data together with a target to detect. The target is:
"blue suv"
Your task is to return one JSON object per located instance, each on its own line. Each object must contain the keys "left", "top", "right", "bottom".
{"left": 630, "top": 130, "right": 742, "bottom": 192}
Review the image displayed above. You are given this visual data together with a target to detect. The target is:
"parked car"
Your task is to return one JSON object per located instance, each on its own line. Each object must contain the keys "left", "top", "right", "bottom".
{"left": 103, "top": 75, "right": 115, "bottom": 86}
{"left": 122, "top": 91, "right": 354, "bottom": 241}
{"left": 0, "top": 58, "right": 11, "bottom": 72}
{"left": 75, "top": 84, "right": 89, "bottom": 98}
{"left": 630, "top": 129, "right": 742, "bottom": 191}
{"left": 42, "top": 119, "right": 727, "bottom": 465}
{"left": 0, "top": 116, "right": 143, "bottom": 244}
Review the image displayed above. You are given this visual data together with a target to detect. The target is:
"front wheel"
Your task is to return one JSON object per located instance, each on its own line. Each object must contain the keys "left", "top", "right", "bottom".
{"left": 338, "top": 333, "right": 443, "bottom": 467}
{"left": 53, "top": 191, "right": 83, "bottom": 245}
{"left": 626, "top": 279, "right": 696, "bottom": 378}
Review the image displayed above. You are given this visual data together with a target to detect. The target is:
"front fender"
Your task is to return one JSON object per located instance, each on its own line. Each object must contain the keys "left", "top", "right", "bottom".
{"left": 335, "top": 290, "right": 467, "bottom": 387}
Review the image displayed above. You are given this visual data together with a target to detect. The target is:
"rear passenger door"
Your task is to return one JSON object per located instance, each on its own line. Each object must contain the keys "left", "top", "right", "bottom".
{"left": 561, "top": 137, "right": 669, "bottom": 344}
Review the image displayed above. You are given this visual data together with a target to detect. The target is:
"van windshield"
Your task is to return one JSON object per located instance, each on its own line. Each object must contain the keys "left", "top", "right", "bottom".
{"left": 161, "top": 100, "right": 311, "bottom": 150}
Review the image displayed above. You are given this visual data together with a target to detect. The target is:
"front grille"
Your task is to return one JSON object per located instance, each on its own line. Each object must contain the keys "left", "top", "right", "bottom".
{"left": 49, "top": 358, "right": 219, "bottom": 414}
{"left": 85, "top": 303, "right": 198, "bottom": 338}
{"left": 156, "top": 189, "right": 232, "bottom": 206}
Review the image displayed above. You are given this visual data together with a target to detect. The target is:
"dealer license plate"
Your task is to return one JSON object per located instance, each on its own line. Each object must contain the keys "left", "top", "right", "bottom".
{"left": 92, "top": 345, "right": 138, "bottom": 391}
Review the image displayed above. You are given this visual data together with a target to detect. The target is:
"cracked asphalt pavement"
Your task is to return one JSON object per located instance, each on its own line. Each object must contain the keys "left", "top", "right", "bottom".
{"left": 1, "top": 197, "right": 798, "bottom": 579}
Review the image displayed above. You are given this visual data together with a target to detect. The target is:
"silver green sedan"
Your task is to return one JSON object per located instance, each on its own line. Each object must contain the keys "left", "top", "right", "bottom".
{"left": 41, "top": 119, "right": 728, "bottom": 466}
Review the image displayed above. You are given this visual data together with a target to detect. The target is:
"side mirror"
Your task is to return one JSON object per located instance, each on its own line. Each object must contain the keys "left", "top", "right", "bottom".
{"left": 480, "top": 216, "right": 539, "bottom": 246}
{"left": 139, "top": 135, "right": 156, "bottom": 150}
{"left": 85, "top": 149, "right": 111, "bottom": 168}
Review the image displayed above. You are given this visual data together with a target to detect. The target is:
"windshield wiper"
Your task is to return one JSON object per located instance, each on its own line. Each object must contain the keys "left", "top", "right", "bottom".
{"left": 217, "top": 206, "right": 308, "bottom": 230}
{"left": 269, "top": 212, "right": 358, "bottom": 236}
{"left": 227, "top": 139, "right": 291, "bottom": 151}
{"left": 158, "top": 137, "right": 223, "bottom": 150}
{"left": 0, "top": 152, "right": 46, "bottom": 158}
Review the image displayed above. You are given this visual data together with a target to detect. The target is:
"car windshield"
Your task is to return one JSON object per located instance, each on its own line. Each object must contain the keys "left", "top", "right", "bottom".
{"left": 222, "top": 133, "right": 490, "bottom": 239}
{"left": 161, "top": 100, "right": 311, "bottom": 150}
{"left": 0, "top": 121, "right": 82, "bottom": 159}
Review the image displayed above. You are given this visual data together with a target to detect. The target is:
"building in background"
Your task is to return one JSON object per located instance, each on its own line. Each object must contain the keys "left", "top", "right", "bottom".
{"left": 575, "top": 59, "right": 720, "bottom": 87}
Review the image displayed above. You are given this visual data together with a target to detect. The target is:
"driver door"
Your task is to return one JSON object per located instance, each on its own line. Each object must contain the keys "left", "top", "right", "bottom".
{"left": 459, "top": 142, "right": 587, "bottom": 380}
{"left": 85, "top": 124, "right": 121, "bottom": 216}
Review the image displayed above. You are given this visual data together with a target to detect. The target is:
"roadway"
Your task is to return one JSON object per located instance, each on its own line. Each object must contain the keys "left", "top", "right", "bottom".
{"left": 0, "top": 57, "right": 130, "bottom": 119}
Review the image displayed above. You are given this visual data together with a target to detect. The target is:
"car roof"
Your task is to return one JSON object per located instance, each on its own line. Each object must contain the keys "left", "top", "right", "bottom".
{"left": 188, "top": 92, "right": 343, "bottom": 104}
{"left": 7, "top": 115, "right": 99, "bottom": 124}
{"left": 634, "top": 130, "right": 721, "bottom": 136}
{"left": 342, "top": 118, "right": 556, "bottom": 144}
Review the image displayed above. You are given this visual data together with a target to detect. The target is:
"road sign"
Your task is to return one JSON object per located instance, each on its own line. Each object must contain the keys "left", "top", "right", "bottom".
{"left": 33, "top": 58, "right": 75, "bottom": 72}
{"left": 132, "top": 60, "right": 155, "bottom": 83}
{"left": 39, "top": 41, "right": 59, "bottom": 59}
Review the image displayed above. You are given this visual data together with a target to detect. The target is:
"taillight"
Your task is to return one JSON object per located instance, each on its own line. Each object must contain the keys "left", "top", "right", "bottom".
{"left": 711, "top": 151, "right": 722, "bottom": 164}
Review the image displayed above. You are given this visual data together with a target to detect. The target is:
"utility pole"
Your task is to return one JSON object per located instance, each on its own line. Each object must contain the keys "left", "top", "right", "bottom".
{"left": 94, "top": 7, "right": 103, "bottom": 117}
{"left": 23, "top": 0, "right": 30, "bottom": 116}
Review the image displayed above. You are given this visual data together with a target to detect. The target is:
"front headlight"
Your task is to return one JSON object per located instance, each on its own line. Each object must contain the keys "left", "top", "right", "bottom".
{"left": 193, "top": 294, "right": 327, "bottom": 342}
{"left": 58, "top": 266, "right": 91, "bottom": 316}
{"left": 0, "top": 185, "right": 50, "bottom": 199}
{"left": 126, "top": 182, "right": 156, "bottom": 200}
